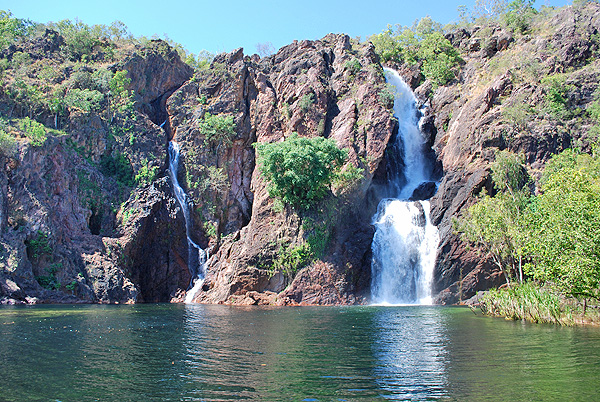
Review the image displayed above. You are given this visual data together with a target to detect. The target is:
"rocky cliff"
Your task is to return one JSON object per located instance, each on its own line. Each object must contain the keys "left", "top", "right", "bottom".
{"left": 1, "top": 3, "right": 599, "bottom": 305}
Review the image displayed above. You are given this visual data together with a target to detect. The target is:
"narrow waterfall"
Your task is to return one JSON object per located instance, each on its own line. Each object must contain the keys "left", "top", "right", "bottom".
{"left": 370, "top": 68, "right": 439, "bottom": 305}
{"left": 167, "top": 141, "right": 207, "bottom": 303}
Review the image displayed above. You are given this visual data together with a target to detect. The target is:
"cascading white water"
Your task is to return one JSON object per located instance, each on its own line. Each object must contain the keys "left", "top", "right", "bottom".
{"left": 168, "top": 141, "right": 207, "bottom": 303}
{"left": 370, "top": 68, "right": 439, "bottom": 305}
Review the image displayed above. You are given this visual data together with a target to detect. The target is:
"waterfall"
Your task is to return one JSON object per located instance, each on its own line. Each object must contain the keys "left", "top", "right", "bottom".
{"left": 370, "top": 68, "right": 439, "bottom": 305}
{"left": 168, "top": 141, "right": 207, "bottom": 303}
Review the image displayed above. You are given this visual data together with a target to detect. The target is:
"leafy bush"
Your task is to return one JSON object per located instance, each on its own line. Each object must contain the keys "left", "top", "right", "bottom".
{"left": 455, "top": 151, "right": 530, "bottom": 284}
{"left": 523, "top": 150, "right": 600, "bottom": 299}
{"left": 100, "top": 152, "right": 134, "bottom": 186}
{"left": 0, "top": 10, "right": 35, "bottom": 51}
{"left": 134, "top": 162, "right": 159, "bottom": 186}
{"left": 109, "top": 70, "right": 134, "bottom": 114}
{"left": 344, "top": 58, "right": 362, "bottom": 76}
{"left": 0, "top": 129, "right": 16, "bottom": 156}
{"left": 35, "top": 263, "right": 62, "bottom": 291}
{"left": 369, "top": 26, "right": 403, "bottom": 63}
{"left": 369, "top": 17, "right": 461, "bottom": 88}
{"left": 49, "top": 18, "right": 101, "bottom": 61}
{"left": 541, "top": 74, "right": 573, "bottom": 119}
{"left": 502, "top": 92, "right": 533, "bottom": 131}
{"left": 457, "top": 148, "right": 600, "bottom": 300}
{"left": 255, "top": 134, "right": 348, "bottom": 209}
{"left": 273, "top": 243, "right": 312, "bottom": 278}
{"left": 298, "top": 93, "right": 315, "bottom": 113}
{"left": 26, "top": 230, "right": 52, "bottom": 258}
{"left": 503, "top": 0, "right": 537, "bottom": 34}
{"left": 19, "top": 117, "right": 47, "bottom": 146}
{"left": 200, "top": 113, "right": 236, "bottom": 146}
{"left": 65, "top": 88, "right": 104, "bottom": 113}
{"left": 185, "top": 50, "right": 215, "bottom": 71}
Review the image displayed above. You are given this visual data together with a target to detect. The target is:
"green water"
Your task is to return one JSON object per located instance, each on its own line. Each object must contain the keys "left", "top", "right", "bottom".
{"left": 0, "top": 305, "right": 598, "bottom": 401}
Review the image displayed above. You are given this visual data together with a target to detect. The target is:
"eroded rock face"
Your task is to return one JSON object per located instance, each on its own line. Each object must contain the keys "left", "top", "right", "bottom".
{"left": 166, "top": 34, "right": 395, "bottom": 305}
{"left": 421, "top": 3, "right": 600, "bottom": 304}
{"left": 0, "top": 40, "right": 192, "bottom": 304}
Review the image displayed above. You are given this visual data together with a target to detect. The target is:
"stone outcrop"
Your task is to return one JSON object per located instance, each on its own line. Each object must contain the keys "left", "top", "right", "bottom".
{"left": 420, "top": 2, "right": 600, "bottom": 303}
{"left": 166, "top": 34, "right": 395, "bottom": 305}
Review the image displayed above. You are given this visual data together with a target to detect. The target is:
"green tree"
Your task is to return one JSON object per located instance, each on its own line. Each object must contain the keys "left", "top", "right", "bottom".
{"left": 369, "top": 17, "right": 461, "bottom": 88}
{"left": 368, "top": 25, "right": 403, "bottom": 63}
{"left": 503, "top": 0, "right": 537, "bottom": 33}
{"left": 0, "top": 10, "right": 34, "bottom": 50}
{"left": 255, "top": 134, "right": 348, "bottom": 209}
{"left": 199, "top": 113, "right": 236, "bottom": 148}
{"left": 456, "top": 151, "right": 530, "bottom": 283}
{"left": 523, "top": 150, "right": 600, "bottom": 300}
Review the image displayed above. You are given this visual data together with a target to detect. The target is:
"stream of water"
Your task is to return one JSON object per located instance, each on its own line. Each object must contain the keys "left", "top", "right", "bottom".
{"left": 370, "top": 68, "right": 439, "bottom": 305}
{"left": 167, "top": 141, "right": 207, "bottom": 302}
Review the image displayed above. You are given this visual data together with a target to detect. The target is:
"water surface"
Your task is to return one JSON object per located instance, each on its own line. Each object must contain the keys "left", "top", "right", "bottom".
{"left": 0, "top": 305, "right": 598, "bottom": 401}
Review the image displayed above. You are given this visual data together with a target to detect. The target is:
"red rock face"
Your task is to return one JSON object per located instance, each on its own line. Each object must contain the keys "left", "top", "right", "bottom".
{"left": 168, "top": 34, "right": 396, "bottom": 305}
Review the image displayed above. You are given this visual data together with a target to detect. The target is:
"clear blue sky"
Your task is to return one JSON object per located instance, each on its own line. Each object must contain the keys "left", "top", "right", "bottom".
{"left": 4, "top": 0, "right": 572, "bottom": 56}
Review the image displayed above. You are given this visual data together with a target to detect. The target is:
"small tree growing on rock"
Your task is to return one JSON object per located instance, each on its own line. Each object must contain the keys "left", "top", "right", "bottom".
{"left": 255, "top": 134, "right": 349, "bottom": 210}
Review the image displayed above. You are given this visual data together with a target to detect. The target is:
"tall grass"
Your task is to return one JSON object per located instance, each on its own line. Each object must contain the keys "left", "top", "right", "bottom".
{"left": 480, "top": 283, "right": 575, "bottom": 325}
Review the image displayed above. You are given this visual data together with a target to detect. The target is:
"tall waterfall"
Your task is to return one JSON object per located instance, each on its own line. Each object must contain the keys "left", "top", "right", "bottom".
{"left": 167, "top": 141, "right": 208, "bottom": 303}
{"left": 370, "top": 68, "right": 439, "bottom": 305}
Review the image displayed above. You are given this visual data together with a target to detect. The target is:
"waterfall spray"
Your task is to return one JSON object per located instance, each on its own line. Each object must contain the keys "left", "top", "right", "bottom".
{"left": 370, "top": 68, "right": 439, "bottom": 305}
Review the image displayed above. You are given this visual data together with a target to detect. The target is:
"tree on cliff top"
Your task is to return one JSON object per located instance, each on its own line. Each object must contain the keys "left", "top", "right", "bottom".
{"left": 255, "top": 134, "right": 348, "bottom": 210}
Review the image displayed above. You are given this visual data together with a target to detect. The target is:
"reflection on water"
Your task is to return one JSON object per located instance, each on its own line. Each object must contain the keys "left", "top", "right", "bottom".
{"left": 0, "top": 305, "right": 599, "bottom": 401}
{"left": 372, "top": 307, "right": 448, "bottom": 400}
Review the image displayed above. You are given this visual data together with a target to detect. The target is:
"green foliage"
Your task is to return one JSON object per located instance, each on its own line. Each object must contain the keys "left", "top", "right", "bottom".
{"left": 491, "top": 150, "right": 529, "bottom": 196}
{"left": 6, "top": 79, "right": 45, "bottom": 118}
{"left": 200, "top": 113, "right": 236, "bottom": 147}
{"left": 255, "top": 134, "right": 348, "bottom": 209}
{"left": 19, "top": 117, "right": 47, "bottom": 146}
{"left": 185, "top": 50, "right": 215, "bottom": 71}
{"left": 418, "top": 31, "right": 462, "bottom": 88}
{"left": 332, "top": 163, "right": 364, "bottom": 194}
{"left": 273, "top": 243, "right": 312, "bottom": 278}
{"left": 344, "top": 58, "right": 362, "bottom": 76}
{"left": 590, "top": 99, "right": 600, "bottom": 122}
{"left": 502, "top": 92, "right": 533, "bottom": 131}
{"left": 10, "top": 51, "right": 31, "bottom": 69}
{"left": 480, "top": 283, "right": 573, "bottom": 325}
{"left": 49, "top": 18, "right": 101, "bottom": 61}
{"left": 100, "top": 152, "right": 134, "bottom": 187}
{"left": 368, "top": 26, "right": 403, "bottom": 63}
{"left": 35, "top": 263, "right": 62, "bottom": 291}
{"left": 458, "top": 148, "right": 600, "bottom": 300}
{"left": 369, "top": 17, "right": 461, "bottom": 88}
{"left": 134, "top": 161, "right": 159, "bottom": 187}
{"left": 0, "top": 10, "right": 35, "bottom": 51}
{"left": 379, "top": 84, "right": 395, "bottom": 108}
{"left": 0, "top": 129, "right": 16, "bottom": 156}
{"left": 26, "top": 230, "right": 52, "bottom": 259}
{"left": 298, "top": 93, "right": 315, "bottom": 113}
{"left": 541, "top": 74, "right": 573, "bottom": 119}
{"left": 523, "top": 150, "right": 600, "bottom": 299}
{"left": 503, "top": 0, "right": 537, "bottom": 33}
{"left": 456, "top": 151, "right": 530, "bottom": 283}
{"left": 64, "top": 88, "right": 104, "bottom": 113}
{"left": 109, "top": 70, "right": 134, "bottom": 114}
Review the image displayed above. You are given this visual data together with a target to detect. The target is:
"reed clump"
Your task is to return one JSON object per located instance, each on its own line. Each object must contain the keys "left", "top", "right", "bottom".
{"left": 480, "top": 283, "right": 576, "bottom": 325}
